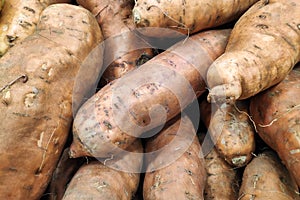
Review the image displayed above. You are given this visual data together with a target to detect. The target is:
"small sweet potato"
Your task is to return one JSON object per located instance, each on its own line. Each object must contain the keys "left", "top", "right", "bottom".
{"left": 62, "top": 140, "right": 143, "bottom": 200}
{"left": 143, "top": 115, "right": 206, "bottom": 200}
{"left": 0, "top": 4, "right": 103, "bottom": 199}
{"left": 0, "top": 0, "right": 71, "bottom": 56}
{"left": 207, "top": 0, "right": 300, "bottom": 103}
{"left": 77, "top": 0, "right": 154, "bottom": 83}
{"left": 70, "top": 29, "right": 231, "bottom": 158}
{"left": 250, "top": 65, "right": 300, "bottom": 187}
{"left": 132, "top": 0, "right": 258, "bottom": 37}
{"left": 238, "top": 151, "right": 299, "bottom": 200}
{"left": 204, "top": 147, "right": 240, "bottom": 200}
{"left": 200, "top": 99, "right": 255, "bottom": 167}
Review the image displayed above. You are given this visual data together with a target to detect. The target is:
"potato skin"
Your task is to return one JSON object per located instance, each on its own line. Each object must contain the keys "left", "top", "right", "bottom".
{"left": 0, "top": 4, "right": 103, "bottom": 199}
{"left": 143, "top": 115, "right": 206, "bottom": 200}
{"left": 207, "top": 0, "right": 300, "bottom": 103}
{"left": 0, "top": 0, "right": 71, "bottom": 56}
{"left": 132, "top": 0, "right": 258, "bottom": 37}
{"left": 250, "top": 66, "right": 300, "bottom": 187}
{"left": 63, "top": 140, "right": 143, "bottom": 200}
{"left": 238, "top": 151, "right": 299, "bottom": 200}
{"left": 200, "top": 99, "right": 255, "bottom": 167}
{"left": 70, "top": 29, "right": 231, "bottom": 158}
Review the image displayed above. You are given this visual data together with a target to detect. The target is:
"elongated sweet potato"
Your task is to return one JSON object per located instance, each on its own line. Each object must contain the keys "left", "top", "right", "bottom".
{"left": 63, "top": 140, "right": 143, "bottom": 200}
{"left": 200, "top": 99, "right": 255, "bottom": 167}
{"left": 207, "top": 0, "right": 300, "bottom": 104}
{"left": 238, "top": 151, "right": 299, "bottom": 200}
{"left": 143, "top": 115, "right": 206, "bottom": 200}
{"left": 204, "top": 147, "right": 240, "bottom": 200}
{"left": 250, "top": 65, "right": 300, "bottom": 187}
{"left": 132, "top": 0, "right": 258, "bottom": 37}
{"left": 77, "top": 0, "right": 154, "bottom": 83}
{"left": 0, "top": 0, "right": 71, "bottom": 56}
{"left": 0, "top": 4, "right": 103, "bottom": 199}
{"left": 69, "top": 29, "right": 231, "bottom": 158}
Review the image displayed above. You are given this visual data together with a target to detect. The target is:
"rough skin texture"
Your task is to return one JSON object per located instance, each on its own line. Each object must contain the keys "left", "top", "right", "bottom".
{"left": 0, "top": 4, "right": 103, "bottom": 199}
{"left": 143, "top": 115, "right": 206, "bottom": 200}
{"left": 69, "top": 29, "right": 231, "bottom": 158}
{"left": 204, "top": 147, "right": 240, "bottom": 200}
{"left": 77, "top": 0, "right": 154, "bottom": 83}
{"left": 250, "top": 65, "right": 300, "bottom": 187}
{"left": 200, "top": 99, "right": 255, "bottom": 167}
{"left": 63, "top": 140, "right": 143, "bottom": 200}
{"left": 238, "top": 151, "right": 299, "bottom": 200}
{"left": 132, "top": 0, "right": 258, "bottom": 37}
{"left": 0, "top": 0, "right": 71, "bottom": 56}
{"left": 207, "top": 0, "right": 300, "bottom": 104}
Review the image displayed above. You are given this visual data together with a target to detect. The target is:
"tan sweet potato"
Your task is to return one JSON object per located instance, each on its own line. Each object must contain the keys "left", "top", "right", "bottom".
{"left": 207, "top": 0, "right": 300, "bottom": 104}
{"left": 0, "top": 4, "right": 103, "bottom": 199}
{"left": 77, "top": 0, "right": 154, "bottom": 83}
{"left": 69, "top": 29, "right": 231, "bottom": 158}
{"left": 238, "top": 151, "right": 299, "bottom": 200}
{"left": 200, "top": 99, "right": 255, "bottom": 167}
{"left": 0, "top": 0, "right": 71, "bottom": 56}
{"left": 204, "top": 147, "right": 240, "bottom": 200}
{"left": 62, "top": 140, "right": 143, "bottom": 200}
{"left": 143, "top": 115, "right": 206, "bottom": 200}
{"left": 132, "top": 0, "right": 258, "bottom": 37}
{"left": 250, "top": 65, "right": 300, "bottom": 187}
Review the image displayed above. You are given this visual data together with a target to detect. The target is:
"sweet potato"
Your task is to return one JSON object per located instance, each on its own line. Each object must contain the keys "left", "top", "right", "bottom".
{"left": 0, "top": 0, "right": 72, "bottom": 56}
{"left": 200, "top": 99, "right": 255, "bottom": 167}
{"left": 207, "top": 0, "right": 300, "bottom": 104}
{"left": 143, "top": 115, "right": 206, "bottom": 200}
{"left": 132, "top": 0, "right": 258, "bottom": 37}
{"left": 238, "top": 151, "right": 299, "bottom": 200}
{"left": 69, "top": 29, "right": 231, "bottom": 158}
{"left": 204, "top": 147, "right": 240, "bottom": 200}
{"left": 77, "top": 0, "right": 154, "bottom": 83}
{"left": 63, "top": 139, "right": 143, "bottom": 200}
{"left": 250, "top": 65, "right": 300, "bottom": 187}
{"left": 0, "top": 4, "right": 103, "bottom": 199}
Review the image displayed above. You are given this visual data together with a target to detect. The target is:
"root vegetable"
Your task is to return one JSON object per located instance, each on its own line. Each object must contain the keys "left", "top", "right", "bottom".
{"left": 0, "top": 4, "right": 103, "bottom": 199}
{"left": 207, "top": 0, "right": 300, "bottom": 103}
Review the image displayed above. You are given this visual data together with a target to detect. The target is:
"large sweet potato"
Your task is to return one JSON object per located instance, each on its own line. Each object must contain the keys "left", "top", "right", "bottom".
{"left": 143, "top": 115, "right": 206, "bottom": 200}
{"left": 0, "top": 4, "right": 103, "bottom": 199}
{"left": 250, "top": 65, "right": 300, "bottom": 187}
{"left": 69, "top": 29, "right": 231, "bottom": 158}
{"left": 63, "top": 140, "right": 143, "bottom": 200}
{"left": 0, "top": 0, "right": 71, "bottom": 56}
{"left": 238, "top": 151, "right": 299, "bottom": 200}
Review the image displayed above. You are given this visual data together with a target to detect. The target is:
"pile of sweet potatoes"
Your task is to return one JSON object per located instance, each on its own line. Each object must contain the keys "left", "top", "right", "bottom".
{"left": 0, "top": 0, "right": 299, "bottom": 199}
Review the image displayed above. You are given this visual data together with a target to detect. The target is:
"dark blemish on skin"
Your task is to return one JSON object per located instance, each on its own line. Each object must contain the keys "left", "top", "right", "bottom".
{"left": 256, "top": 24, "right": 268, "bottom": 29}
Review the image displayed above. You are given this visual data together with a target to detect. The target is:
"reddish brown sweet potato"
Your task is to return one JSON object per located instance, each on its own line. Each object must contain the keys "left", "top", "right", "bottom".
{"left": 77, "top": 0, "right": 154, "bottom": 83}
{"left": 62, "top": 140, "right": 143, "bottom": 200}
{"left": 143, "top": 115, "right": 206, "bottom": 200}
{"left": 200, "top": 99, "right": 255, "bottom": 167}
{"left": 250, "top": 65, "right": 300, "bottom": 187}
{"left": 0, "top": 4, "right": 103, "bottom": 199}
{"left": 238, "top": 151, "right": 299, "bottom": 200}
{"left": 70, "top": 29, "right": 231, "bottom": 158}
{"left": 207, "top": 0, "right": 300, "bottom": 103}
{"left": 0, "top": 0, "right": 71, "bottom": 56}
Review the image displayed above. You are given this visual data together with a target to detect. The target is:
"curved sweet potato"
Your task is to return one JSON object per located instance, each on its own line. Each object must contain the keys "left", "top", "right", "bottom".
{"left": 63, "top": 140, "right": 143, "bottom": 200}
{"left": 200, "top": 99, "right": 255, "bottom": 167}
{"left": 238, "top": 151, "right": 299, "bottom": 200}
{"left": 143, "top": 115, "right": 206, "bottom": 200}
{"left": 0, "top": 0, "right": 71, "bottom": 56}
{"left": 77, "top": 0, "right": 154, "bottom": 83}
{"left": 207, "top": 0, "right": 300, "bottom": 103}
{"left": 0, "top": 4, "right": 103, "bottom": 199}
{"left": 69, "top": 29, "right": 231, "bottom": 158}
{"left": 250, "top": 65, "right": 300, "bottom": 187}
